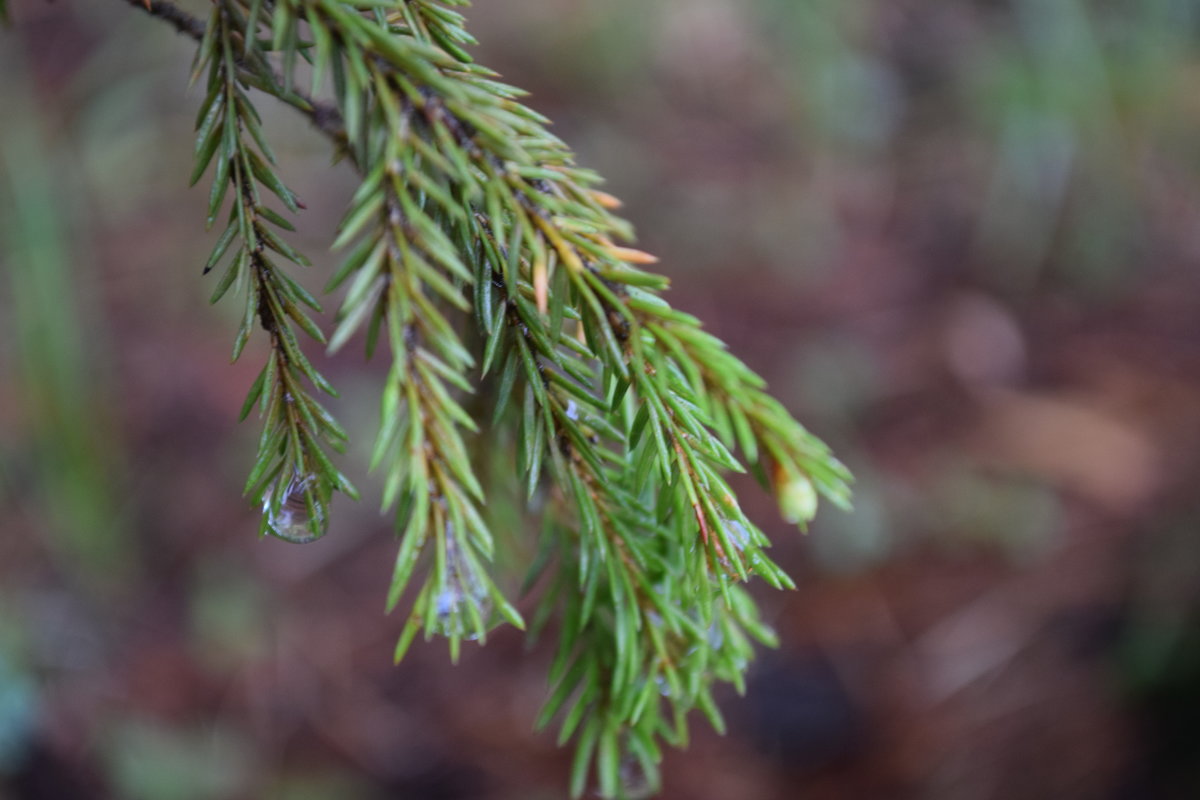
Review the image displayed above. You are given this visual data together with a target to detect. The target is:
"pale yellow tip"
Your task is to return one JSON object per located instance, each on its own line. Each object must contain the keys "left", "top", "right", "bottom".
{"left": 591, "top": 190, "right": 623, "bottom": 210}
{"left": 609, "top": 246, "right": 660, "bottom": 265}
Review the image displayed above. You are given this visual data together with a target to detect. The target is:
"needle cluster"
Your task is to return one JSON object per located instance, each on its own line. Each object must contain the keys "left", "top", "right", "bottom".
{"left": 154, "top": 2, "right": 851, "bottom": 796}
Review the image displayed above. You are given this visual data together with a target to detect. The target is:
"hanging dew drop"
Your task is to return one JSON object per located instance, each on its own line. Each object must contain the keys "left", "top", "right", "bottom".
{"left": 434, "top": 584, "right": 489, "bottom": 641}
{"left": 265, "top": 473, "right": 328, "bottom": 543}
{"left": 433, "top": 528, "right": 491, "bottom": 640}
{"left": 618, "top": 755, "right": 657, "bottom": 800}
{"left": 435, "top": 586, "right": 463, "bottom": 618}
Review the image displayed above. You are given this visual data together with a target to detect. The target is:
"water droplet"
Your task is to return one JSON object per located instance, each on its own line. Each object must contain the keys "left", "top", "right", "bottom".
{"left": 619, "top": 755, "right": 657, "bottom": 800}
{"left": 707, "top": 622, "right": 725, "bottom": 650}
{"left": 435, "top": 587, "right": 461, "bottom": 616}
{"left": 265, "top": 474, "right": 327, "bottom": 543}
{"left": 433, "top": 530, "right": 491, "bottom": 639}
{"left": 723, "top": 518, "right": 750, "bottom": 550}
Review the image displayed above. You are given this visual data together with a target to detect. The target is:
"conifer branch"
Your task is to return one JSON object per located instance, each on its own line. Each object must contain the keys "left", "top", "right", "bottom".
{"left": 192, "top": 1, "right": 356, "bottom": 542}
{"left": 670, "top": 324, "right": 853, "bottom": 521}
{"left": 111, "top": 2, "right": 853, "bottom": 796}
{"left": 307, "top": 1, "right": 526, "bottom": 655}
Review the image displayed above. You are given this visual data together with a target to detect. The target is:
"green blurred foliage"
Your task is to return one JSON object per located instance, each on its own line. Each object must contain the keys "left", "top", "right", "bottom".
{"left": 188, "top": 558, "right": 271, "bottom": 669}
{"left": 103, "top": 719, "right": 253, "bottom": 800}
{"left": 0, "top": 53, "right": 130, "bottom": 587}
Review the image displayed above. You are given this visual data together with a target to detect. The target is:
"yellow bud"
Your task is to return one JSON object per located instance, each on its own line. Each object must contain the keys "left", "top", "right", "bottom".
{"left": 776, "top": 467, "right": 818, "bottom": 527}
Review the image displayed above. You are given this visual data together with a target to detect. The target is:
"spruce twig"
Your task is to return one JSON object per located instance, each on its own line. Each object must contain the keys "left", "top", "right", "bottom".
{"left": 192, "top": 0, "right": 356, "bottom": 542}
{"left": 106, "top": 3, "right": 854, "bottom": 796}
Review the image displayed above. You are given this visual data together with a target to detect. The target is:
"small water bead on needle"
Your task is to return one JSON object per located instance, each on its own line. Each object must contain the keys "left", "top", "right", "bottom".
{"left": 433, "top": 584, "right": 491, "bottom": 641}
{"left": 618, "top": 754, "right": 657, "bottom": 800}
{"left": 433, "top": 530, "right": 492, "bottom": 640}
{"left": 723, "top": 518, "right": 751, "bottom": 551}
{"left": 265, "top": 472, "right": 328, "bottom": 543}
{"left": 435, "top": 585, "right": 463, "bottom": 619}
{"left": 706, "top": 621, "right": 725, "bottom": 650}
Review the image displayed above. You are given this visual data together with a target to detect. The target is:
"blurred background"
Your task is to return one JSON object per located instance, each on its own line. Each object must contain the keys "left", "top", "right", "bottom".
{"left": 3, "top": 0, "right": 1200, "bottom": 797}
